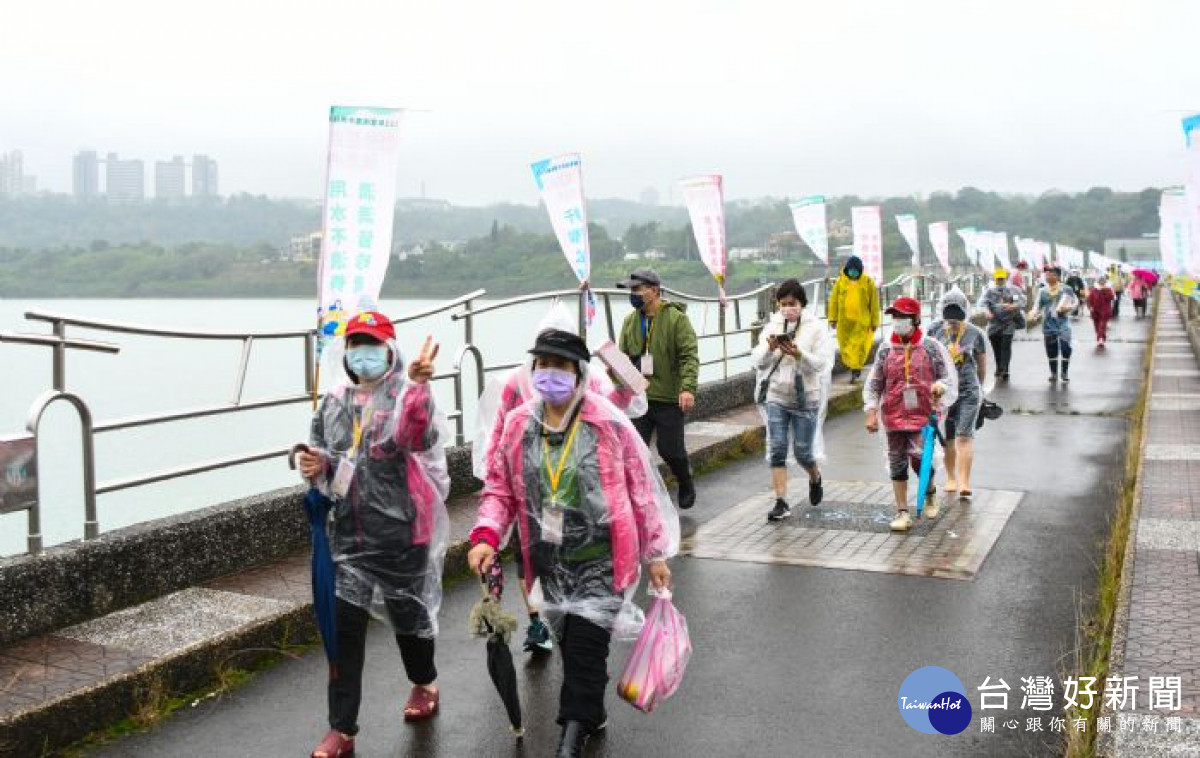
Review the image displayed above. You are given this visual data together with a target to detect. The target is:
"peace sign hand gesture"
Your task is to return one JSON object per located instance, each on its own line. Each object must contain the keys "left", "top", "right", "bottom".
{"left": 408, "top": 336, "right": 439, "bottom": 384}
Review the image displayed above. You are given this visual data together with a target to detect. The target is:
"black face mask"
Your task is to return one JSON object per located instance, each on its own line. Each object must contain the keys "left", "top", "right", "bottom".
{"left": 943, "top": 305, "right": 966, "bottom": 321}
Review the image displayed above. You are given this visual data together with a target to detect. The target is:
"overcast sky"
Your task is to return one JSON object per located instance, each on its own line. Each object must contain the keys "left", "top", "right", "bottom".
{"left": 4, "top": 0, "right": 1197, "bottom": 204}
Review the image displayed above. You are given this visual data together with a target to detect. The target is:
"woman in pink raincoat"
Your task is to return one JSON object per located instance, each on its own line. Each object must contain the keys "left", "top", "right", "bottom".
{"left": 467, "top": 329, "right": 679, "bottom": 758}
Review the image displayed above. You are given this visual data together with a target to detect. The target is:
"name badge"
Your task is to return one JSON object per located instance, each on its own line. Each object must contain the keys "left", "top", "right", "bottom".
{"left": 331, "top": 458, "right": 356, "bottom": 499}
{"left": 640, "top": 354, "right": 655, "bottom": 377}
{"left": 541, "top": 502, "right": 564, "bottom": 545}
{"left": 903, "top": 385, "right": 919, "bottom": 411}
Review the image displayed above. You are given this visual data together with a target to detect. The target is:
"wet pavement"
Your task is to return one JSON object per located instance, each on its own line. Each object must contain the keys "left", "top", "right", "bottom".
{"left": 89, "top": 313, "right": 1151, "bottom": 758}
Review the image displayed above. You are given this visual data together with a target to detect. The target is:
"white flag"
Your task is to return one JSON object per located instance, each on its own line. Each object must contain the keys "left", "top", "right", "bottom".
{"left": 852, "top": 206, "right": 884, "bottom": 282}
{"left": 317, "top": 106, "right": 404, "bottom": 353}
{"left": 991, "top": 232, "right": 1012, "bottom": 270}
{"left": 680, "top": 175, "right": 728, "bottom": 297}
{"left": 531, "top": 153, "right": 591, "bottom": 285}
{"left": 789, "top": 196, "right": 829, "bottom": 264}
{"left": 928, "top": 222, "right": 951, "bottom": 274}
{"left": 956, "top": 227, "right": 978, "bottom": 268}
{"left": 1160, "top": 188, "right": 1191, "bottom": 276}
{"left": 895, "top": 214, "right": 921, "bottom": 267}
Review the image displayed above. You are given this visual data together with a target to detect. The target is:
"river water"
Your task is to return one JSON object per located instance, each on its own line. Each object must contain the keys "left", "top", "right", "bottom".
{"left": 0, "top": 296, "right": 751, "bottom": 556}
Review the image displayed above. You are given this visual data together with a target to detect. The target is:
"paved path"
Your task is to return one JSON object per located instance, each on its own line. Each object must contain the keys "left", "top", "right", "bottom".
{"left": 89, "top": 312, "right": 1150, "bottom": 757}
{"left": 1101, "top": 296, "right": 1200, "bottom": 755}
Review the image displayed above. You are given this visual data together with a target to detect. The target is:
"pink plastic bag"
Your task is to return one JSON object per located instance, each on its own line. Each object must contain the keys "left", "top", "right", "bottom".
{"left": 616, "top": 591, "right": 692, "bottom": 713}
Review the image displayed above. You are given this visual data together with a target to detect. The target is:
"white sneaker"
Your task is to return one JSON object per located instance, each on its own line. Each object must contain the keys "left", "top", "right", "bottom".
{"left": 890, "top": 510, "right": 913, "bottom": 532}
{"left": 924, "top": 497, "right": 941, "bottom": 520}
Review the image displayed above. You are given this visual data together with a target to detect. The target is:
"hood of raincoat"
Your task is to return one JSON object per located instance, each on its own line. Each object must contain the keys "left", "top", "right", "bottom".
{"left": 930, "top": 285, "right": 995, "bottom": 395}
{"left": 843, "top": 255, "right": 865, "bottom": 275}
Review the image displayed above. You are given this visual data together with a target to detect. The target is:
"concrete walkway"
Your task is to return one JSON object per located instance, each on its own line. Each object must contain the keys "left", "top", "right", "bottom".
{"left": 75, "top": 312, "right": 1153, "bottom": 756}
{"left": 1100, "top": 295, "right": 1200, "bottom": 755}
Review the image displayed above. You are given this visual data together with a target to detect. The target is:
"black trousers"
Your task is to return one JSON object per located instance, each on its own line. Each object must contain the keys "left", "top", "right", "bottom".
{"left": 1112, "top": 292, "right": 1122, "bottom": 317}
{"left": 328, "top": 599, "right": 437, "bottom": 735}
{"left": 989, "top": 333, "right": 1014, "bottom": 376}
{"left": 557, "top": 614, "right": 612, "bottom": 731}
{"left": 632, "top": 401, "right": 692, "bottom": 485}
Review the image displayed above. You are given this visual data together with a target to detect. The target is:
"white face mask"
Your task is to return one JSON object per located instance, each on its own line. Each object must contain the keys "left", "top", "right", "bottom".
{"left": 893, "top": 318, "right": 915, "bottom": 337}
{"left": 780, "top": 305, "right": 802, "bottom": 322}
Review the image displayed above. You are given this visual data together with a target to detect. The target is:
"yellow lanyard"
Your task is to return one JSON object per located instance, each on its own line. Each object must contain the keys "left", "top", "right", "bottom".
{"left": 903, "top": 343, "right": 913, "bottom": 383}
{"left": 641, "top": 315, "right": 657, "bottom": 355}
{"left": 950, "top": 324, "right": 966, "bottom": 364}
{"left": 543, "top": 420, "right": 582, "bottom": 501}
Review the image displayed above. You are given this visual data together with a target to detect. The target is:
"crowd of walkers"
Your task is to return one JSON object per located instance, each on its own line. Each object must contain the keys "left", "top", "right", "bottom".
{"left": 293, "top": 260, "right": 1155, "bottom": 757}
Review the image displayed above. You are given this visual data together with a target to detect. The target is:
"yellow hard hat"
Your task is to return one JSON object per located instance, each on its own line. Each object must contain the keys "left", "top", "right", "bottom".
{"left": 994, "top": 268, "right": 1009, "bottom": 280}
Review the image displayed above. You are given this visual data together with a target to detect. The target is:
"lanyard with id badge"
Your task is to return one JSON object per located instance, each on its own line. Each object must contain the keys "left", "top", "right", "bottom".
{"left": 330, "top": 404, "right": 366, "bottom": 499}
{"left": 639, "top": 315, "right": 655, "bottom": 377}
{"left": 541, "top": 420, "right": 581, "bottom": 546}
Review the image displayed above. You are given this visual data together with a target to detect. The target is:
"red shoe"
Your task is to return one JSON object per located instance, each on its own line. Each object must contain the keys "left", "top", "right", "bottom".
{"left": 311, "top": 729, "right": 354, "bottom": 757}
{"left": 403, "top": 685, "right": 440, "bottom": 722}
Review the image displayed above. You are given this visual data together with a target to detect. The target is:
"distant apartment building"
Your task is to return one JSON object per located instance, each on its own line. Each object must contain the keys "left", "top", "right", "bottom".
{"left": 155, "top": 155, "right": 187, "bottom": 201}
{"left": 192, "top": 154, "right": 219, "bottom": 198}
{"left": 287, "top": 231, "right": 322, "bottom": 261}
{"left": 105, "top": 152, "right": 145, "bottom": 204}
{"left": 73, "top": 150, "right": 101, "bottom": 200}
{"left": 1103, "top": 236, "right": 1160, "bottom": 263}
{"left": 0, "top": 150, "right": 35, "bottom": 197}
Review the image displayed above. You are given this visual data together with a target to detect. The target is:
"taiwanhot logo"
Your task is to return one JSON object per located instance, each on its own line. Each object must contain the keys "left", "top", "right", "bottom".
{"left": 898, "top": 666, "right": 973, "bottom": 735}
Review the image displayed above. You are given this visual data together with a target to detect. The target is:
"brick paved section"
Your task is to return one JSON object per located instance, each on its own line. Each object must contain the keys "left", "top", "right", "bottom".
{"left": 684, "top": 479, "right": 1022, "bottom": 580}
{"left": 1102, "top": 297, "right": 1200, "bottom": 756}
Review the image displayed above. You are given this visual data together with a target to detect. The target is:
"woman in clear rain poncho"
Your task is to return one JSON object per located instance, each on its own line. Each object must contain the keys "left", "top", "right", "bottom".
{"left": 751, "top": 278, "right": 835, "bottom": 522}
{"left": 927, "top": 287, "right": 993, "bottom": 504}
{"left": 295, "top": 311, "right": 450, "bottom": 758}
{"left": 472, "top": 302, "right": 648, "bottom": 655}
{"left": 467, "top": 329, "right": 679, "bottom": 758}
{"left": 1029, "top": 265, "right": 1080, "bottom": 383}
{"left": 863, "top": 297, "right": 958, "bottom": 532}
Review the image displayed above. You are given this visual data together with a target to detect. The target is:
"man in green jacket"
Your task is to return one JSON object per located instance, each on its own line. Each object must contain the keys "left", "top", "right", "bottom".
{"left": 617, "top": 268, "right": 699, "bottom": 509}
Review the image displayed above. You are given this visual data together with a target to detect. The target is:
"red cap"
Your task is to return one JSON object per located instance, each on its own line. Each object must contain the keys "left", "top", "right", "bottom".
{"left": 885, "top": 296, "right": 921, "bottom": 317}
{"left": 344, "top": 311, "right": 396, "bottom": 342}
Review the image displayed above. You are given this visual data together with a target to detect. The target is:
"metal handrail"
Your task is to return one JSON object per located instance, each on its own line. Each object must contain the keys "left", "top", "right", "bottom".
{"left": 2, "top": 271, "right": 968, "bottom": 556}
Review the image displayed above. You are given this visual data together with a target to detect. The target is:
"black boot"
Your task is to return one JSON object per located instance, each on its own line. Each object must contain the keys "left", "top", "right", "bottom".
{"left": 1061, "top": 359, "right": 1070, "bottom": 384}
{"left": 677, "top": 477, "right": 696, "bottom": 510}
{"left": 557, "top": 721, "right": 588, "bottom": 758}
{"left": 1048, "top": 360, "right": 1058, "bottom": 383}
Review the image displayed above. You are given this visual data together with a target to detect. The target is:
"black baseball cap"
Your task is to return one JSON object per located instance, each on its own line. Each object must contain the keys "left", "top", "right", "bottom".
{"left": 529, "top": 329, "right": 591, "bottom": 364}
{"left": 616, "top": 267, "right": 661, "bottom": 288}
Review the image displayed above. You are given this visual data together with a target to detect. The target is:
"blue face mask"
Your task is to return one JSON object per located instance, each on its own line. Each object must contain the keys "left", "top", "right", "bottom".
{"left": 847, "top": 269, "right": 862, "bottom": 280}
{"left": 630, "top": 293, "right": 646, "bottom": 311}
{"left": 346, "top": 345, "right": 390, "bottom": 381}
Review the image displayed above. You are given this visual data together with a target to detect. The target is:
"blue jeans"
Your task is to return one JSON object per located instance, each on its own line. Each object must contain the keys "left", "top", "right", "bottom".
{"left": 765, "top": 402, "right": 818, "bottom": 468}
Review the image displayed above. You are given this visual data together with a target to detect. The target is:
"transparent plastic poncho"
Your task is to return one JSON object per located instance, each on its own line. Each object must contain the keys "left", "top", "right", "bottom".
{"left": 750, "top": 309, "right": 836, "bottom": 461}
{"left": 471, "top": 301, "right": 647, "bottom": 480}
{"left": 862, "top": 330, "right": 959, "bottom": 433}
{"left": 927, "top": 286, "right": 995, "bottom": 397}
{"left": 308, "top": 340, "right": 451, "bottom": 639}
{"left": 472, "top": 361, "right": 679, "bottom": 639}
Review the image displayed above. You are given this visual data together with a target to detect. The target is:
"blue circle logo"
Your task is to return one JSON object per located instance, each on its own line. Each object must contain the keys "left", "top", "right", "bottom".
{"left": 897, "top": 666, "right": 972, "bottom": 735}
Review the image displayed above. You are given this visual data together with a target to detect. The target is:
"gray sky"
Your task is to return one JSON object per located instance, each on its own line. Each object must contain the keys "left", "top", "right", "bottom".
{"left": 4, "top": 0, "right": 1198, "bottom": 203}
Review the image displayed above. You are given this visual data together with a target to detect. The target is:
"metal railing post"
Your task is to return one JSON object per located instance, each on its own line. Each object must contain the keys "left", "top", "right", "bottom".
{"left": 603, "top": 292, "right": 616, "bottom": 342}
{"left": 52, "top": 319, "right": 66, "bottom": 391}
{"left": 719, "top": 303, "right": 728, "bottom": 380}
{"left": 462, "top": 296, "right": 475, "bottom": 346}
{"left": 578, "top": 289, "right": 588, "bottom": 343}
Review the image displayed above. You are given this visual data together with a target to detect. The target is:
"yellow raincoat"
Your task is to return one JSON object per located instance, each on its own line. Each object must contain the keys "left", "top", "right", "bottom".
{"left": 827, "top": 256, "right": 880, "bottom": 371}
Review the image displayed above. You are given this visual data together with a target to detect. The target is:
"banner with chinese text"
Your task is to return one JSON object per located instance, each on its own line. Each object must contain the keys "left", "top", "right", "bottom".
{"left": 680, "top": 175, "right": 728, "bottom": 298}
{"left": 317, "top": 106, "right": 404, "bottom": 354}
{"left": 928, "top": 222, "right": 951, "bottom": 273}
{"left": 531, "top": 152, "right": 595, "bottom": 324}
{"left": 851, "top": 205, "right": 884, "bottom": 282}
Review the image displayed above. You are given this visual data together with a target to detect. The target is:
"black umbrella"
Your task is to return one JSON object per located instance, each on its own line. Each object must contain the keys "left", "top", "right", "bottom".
{"left": 469, "top": 561, "right": 523, "bottom": 737}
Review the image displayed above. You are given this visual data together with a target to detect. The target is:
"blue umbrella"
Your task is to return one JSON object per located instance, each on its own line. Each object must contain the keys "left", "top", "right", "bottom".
{"left": 914, "top": 412, "right": 943, "bottom": 517}
{"left": 302, "top": 487, "right": 339, "bottom": 673}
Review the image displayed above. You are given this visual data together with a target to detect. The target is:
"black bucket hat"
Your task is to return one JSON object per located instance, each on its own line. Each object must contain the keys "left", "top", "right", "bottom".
{"left": 529, "top": 329, "right": 591, "bottom": 364}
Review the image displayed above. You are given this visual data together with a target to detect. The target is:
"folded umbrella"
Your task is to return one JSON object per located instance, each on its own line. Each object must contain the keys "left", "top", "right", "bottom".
{"left": 302, "top": 487, "right": 339, "bottom": 672}
{"left": 914, "top": 412, "right": 944, "bottom": 517}
{"left": 468, "top": 561, "right": 522, "bottom": 737}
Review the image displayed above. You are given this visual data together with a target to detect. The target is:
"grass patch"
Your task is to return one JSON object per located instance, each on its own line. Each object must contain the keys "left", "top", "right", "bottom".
{"left": 1061, "top": 295, "right": 1159, "bottom": 757}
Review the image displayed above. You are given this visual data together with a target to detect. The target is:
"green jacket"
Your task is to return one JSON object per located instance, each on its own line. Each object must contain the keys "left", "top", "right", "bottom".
{"left": 618, "top": 301, "right": 699, "bottom": 403}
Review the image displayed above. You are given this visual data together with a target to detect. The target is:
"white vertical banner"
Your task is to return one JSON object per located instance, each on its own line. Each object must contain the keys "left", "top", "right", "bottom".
{"left": 789, "top": 196, "right": 829, "bottom": 264}
{"left": 317, "top": 105, "right": 404, "bottom": 353}
{"left": 974, "top": 230, "right": 996, "bottom": 270}
{"left": 680, "top": 175, "right": 728, "bottom": 299}
{"left": 531, "top": 152, "right": 596, "bottom": 324}
{"left": 991, "top": 231, "right": 1012, "bottom": 270}
{"left": 1183, "top": 115, "right": 1200, "bottom": 276}
{"left": 1160, "top": 188, "right": 1190, "bottom": 276}
{"left": 928, "top": 222, "right": 952, "bottom": 274}
{"left": 956, "top": 227, "right": 978, "bottom": 268}
{"left": 531, "top": 153, "right": 591, "bottom": 284}
{"left": 851, "top": 205, "right": 884, "bottom": 282}
{"left": 895, "top": 214, "right": 921, "bottom": 266}
{"left": 1036, "top": 240, "right": 1052, "bottom": 269}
